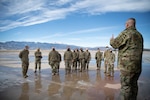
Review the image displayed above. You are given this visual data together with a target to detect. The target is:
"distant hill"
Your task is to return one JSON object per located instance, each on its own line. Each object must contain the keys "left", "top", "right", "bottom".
{"left": 0, "top": 41, "right": 107, "bottom": 50}
{"left": 0, "top": 41, "right": 78, "bottom": 50}
{"left": 0, "top": 41, "right": 149, "bottom": 51}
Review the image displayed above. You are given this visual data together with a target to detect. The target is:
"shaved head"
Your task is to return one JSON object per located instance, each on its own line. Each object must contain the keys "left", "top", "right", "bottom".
{"left": 126, "top": 18, "right": 136, "bottom": 28}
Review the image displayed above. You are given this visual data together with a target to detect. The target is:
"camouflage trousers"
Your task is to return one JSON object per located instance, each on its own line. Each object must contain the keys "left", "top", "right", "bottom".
{"left": 85, "top": 60, "right": 90, "bottom": 69}
{"left": 58, "top": 62, "right": 61, "bottom": 72}
{"left": 104, "top": 60, "right": 108, "bottom": 73}
{"left": 80, "top": 59, "right": 85, "bottom": 71}
{"left": 120, "top": 71, "right": 141, "bottom": 100}
{"left": 72, "top": 60, "right": 77, "bottom": 71}
{"left": 35, "top": 60, "right": 41, "bottom": 70}
{"left": 22, "top": 61, "right": 29, "bottom": 77}
{"left": 65, "top": 60, "right": 72, "bottom": 74}
{"left": 96, "top": 60, "right": 101, "bottom": 69}
{"left": 107, "top": 63, "right": 114, "bottom": 76}
{"left": 77, "top": 60, "right": 80, "bottom": 70}
{"left": 49, "top": 61, "right": 59, "bottom": 74}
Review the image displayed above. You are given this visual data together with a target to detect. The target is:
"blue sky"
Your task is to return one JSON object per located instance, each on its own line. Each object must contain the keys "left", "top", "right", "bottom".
{"left": 0, "top": 0, "right": 150, "bottom": 48}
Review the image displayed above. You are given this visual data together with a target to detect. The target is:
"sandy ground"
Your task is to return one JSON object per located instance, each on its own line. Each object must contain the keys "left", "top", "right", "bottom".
{"left": 0, "top": 50, "right": 150, "bottom": 100}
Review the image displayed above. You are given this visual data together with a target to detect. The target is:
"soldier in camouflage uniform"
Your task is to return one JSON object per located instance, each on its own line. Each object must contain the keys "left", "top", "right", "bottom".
{"left": 48, "top": 47, "right": 59, "bottom": 75}
{"left": 79, "top": 48, "right": 86, "bottom": 72}
{"left": 19, "top": 46, "right": 29, "bottom": 78}
{"left": 95, "top": 48, "right": 103, "bottom": 70}
{"left": 85, "top": 48, "right": 91, "bottom": 70}
{"left": 34, "top": 48, "right": 42, "bottom": 73}
{"left": 104, "top": 46, "right": 110, "bottom": 73}
{"left": 72, "top": 49, "right": 78, "bottom": 72}
{"left": 107, "top": 50, "right": 115, "bottom": 76}
{"left": 110, "top": 18, "right": 143, "bottom": 100}
{"left": 76, "top": 49, "right": 80, "bottom": 70}
{"left": 64, "top": 48, "right": 73, "bottom": 74}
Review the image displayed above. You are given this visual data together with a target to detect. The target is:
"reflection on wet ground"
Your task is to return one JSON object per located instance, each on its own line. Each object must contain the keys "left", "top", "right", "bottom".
{"left": 0, "top": 65, "right": 150, "bottom": 100}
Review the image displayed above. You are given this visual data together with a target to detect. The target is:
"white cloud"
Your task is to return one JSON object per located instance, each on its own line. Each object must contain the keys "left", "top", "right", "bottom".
{"left": 0, "top": 0, "right": 150, "bottom": 31}
{"left": 37, "top": 26, "right": 116, "bottom": 47}
{"left": 69, "top": 26, "right": 117, "bottom": 35}
{"left": 38, "top": 26, "right": 118, "bottom": 41}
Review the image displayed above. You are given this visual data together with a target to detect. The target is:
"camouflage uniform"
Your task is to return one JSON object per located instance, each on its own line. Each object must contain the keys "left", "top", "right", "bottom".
{"left": 48, "top": 48, "right": 59, "bottom": 75}
{"left": 104, "top": 49, "right": 110, "bottom": 73}
{"left": 79, "top": 49, "right": 86, "bottom": 72}
{"left": 64, "top": 48, "right": 73, "bottom": 74}
{"left": 107, "top": 51, "right": 115, "bottom": 76}
{"left": 110, "top": 26, "right": 143, "bottom": 100}
{"left": 34, "top": 48, "right": 42, "bottom": 73}
{"left": 72, "top": 50, "right": 78, "bottom": 72}
{"left": 19, "top": 47, "right": 29, "bottom": 78}
{"left": 95, "top": 49, "right": 103, "bottom": 70}
{"left": 76, "top": 49, "right": 80, "bottom": 70}
{"left": 85, "top": 50, "right": 91, "bottom": 69}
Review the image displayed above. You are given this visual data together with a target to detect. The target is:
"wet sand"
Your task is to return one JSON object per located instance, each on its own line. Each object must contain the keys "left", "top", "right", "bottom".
{"left": 0, "top": 50, "right": 150, "bottom": 100}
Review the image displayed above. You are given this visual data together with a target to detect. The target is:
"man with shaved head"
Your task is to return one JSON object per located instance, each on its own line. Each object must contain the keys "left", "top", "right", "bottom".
{"left": 110, "top": 18, "right": 143, "bottom": 100}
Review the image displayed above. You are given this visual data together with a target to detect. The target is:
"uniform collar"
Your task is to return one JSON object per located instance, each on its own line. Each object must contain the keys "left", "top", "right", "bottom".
{"left": 126, "top": 26, "right": 136, "bottom": 30}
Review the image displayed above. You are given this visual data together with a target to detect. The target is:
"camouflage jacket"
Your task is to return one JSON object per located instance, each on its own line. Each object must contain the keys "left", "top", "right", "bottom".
{"left": 110, "top": 27, "right": 143, "bottom": 73}
{"left": 19, "top": 49, "right": 29, "bottom": 62}
{"left": 104, "top": 50, "right": 109, "bottom": 60}
{"left": 79, "top": 51, "right": 85, "bottom": 59}
{"left": 108, "top": 52, "right": 115, "bottom": 64}
{"left": 35, "top": 51, "right": 42, "bottom": 61}
{"left": 64, "top": 50, "right": 73, "bottom": 60}
{"left": 48, "top": 50, "right": 59, "bottom": 62}
{"left": 95, "top": 51, "right": 103, "bottom": 61}
{"left": 85, "top": 51, "right": 91, "bottom": 61}
{"left": 72, "top": 51, "right": 78, "bottom": 60}
{"left": 76, "top": 51, "right": 80, "bottom": 60}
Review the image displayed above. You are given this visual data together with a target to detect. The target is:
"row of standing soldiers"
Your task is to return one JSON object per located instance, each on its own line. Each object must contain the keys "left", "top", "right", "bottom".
{"left": 19, "top": 46, "right": 115, "bottom": 78}
{"left": 47, "top": 47, "right": 115, "bottom": 76}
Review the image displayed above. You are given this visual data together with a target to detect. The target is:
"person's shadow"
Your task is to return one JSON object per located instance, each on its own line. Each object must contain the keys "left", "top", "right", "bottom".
{"left": 19, "top": 82, "right": 29, "bottom": 100}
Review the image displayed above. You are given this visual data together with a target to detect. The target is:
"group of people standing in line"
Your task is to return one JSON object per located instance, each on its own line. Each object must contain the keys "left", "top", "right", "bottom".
{"left": 49, "top": 47, "right": 116, "bottom": 76}
{"left": 19, "top": 46, "right": 115, "bottom": 77}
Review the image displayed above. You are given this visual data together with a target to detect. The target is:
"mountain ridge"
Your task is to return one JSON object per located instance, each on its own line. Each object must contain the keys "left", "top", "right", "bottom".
{"left": 0, "top": 41, "right": 107, "bottom": 50}
{"left": 1, "top": 41, "right": 149, "bottom": 51}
